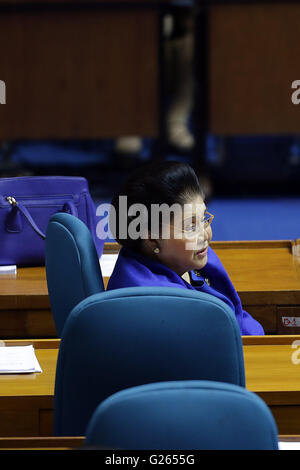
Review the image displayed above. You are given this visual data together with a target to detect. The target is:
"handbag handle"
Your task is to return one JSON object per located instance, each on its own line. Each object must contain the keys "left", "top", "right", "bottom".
{"left": 6, "top": 197, "right": 78, "bottom": 240}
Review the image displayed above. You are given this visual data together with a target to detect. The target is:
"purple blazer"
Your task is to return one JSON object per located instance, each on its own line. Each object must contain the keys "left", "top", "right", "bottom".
{"left": 107, "top": 246, "right": 264, "bottom": 336}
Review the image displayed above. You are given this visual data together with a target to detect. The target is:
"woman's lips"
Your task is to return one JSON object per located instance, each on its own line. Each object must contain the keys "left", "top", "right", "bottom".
{"left": 195, "top": 246, "right": 208, "bottom": 257}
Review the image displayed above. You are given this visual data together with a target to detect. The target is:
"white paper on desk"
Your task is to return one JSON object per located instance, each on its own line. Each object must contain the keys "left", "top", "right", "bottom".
{"left": 0, "top": 345, "right": 42, "bottom": 374}
{"left": 99, "top": 254, "right": 118, "bottom": 277}
{"left": 279, "top": 441, "right": 300, "bottom": 450}
{"left": 0, "top": 265, "right": 17, "bottom": 277}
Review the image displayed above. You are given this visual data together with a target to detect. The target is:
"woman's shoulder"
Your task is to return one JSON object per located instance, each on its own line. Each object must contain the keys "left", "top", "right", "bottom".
{"left": 107, "top": 246, "right": 190, "bottom": 291}
{"left": 106, "top": 247, "right": 145, "bottom": 290}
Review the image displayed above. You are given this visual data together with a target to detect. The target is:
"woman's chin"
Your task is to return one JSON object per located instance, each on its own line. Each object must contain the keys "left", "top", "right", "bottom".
{"left": 193, "top": 254, "right": 208, "bottom": 270}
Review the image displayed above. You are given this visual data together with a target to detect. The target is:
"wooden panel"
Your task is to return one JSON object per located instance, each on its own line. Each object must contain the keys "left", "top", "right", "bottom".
{"left": 25, "top": 310, "right": 56, "bottom": 338}
{"left": 270, "top": 406, "right": 300, "bottom": 435}
{"left": 0, "top": 408, "right": 39, "bottom": 437}
{"left": 39, "top": 409, "right": 53, "bottom": 437}
{"left": 0, "top": 309, "right": 56, "bottom": 338}
{"left": 245, "top": 305, "right": 277, "bottom": 335}
{"left": 209, "top": 3, "right": 300, "bottom": 134}
{"left": 0, "top": 5, "right": 159, "bottom": 139}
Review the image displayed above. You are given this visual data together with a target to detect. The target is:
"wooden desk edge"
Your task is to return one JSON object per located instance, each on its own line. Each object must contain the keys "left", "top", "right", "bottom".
{"left": 104, "top": 240, "right": 299, "bottom": 253}
{"left": 0, "top": 436, "right": 85, "bottom": 449}
{"left": 1, "top": 339, "right": 60, "bottom": 349}
{"left": 278, "top": 435, "right": 300, "bottom": 442}
{"left": 2, "top": 335, "right": 300, "bottom": 348}
{"left": 242, "top": 335, "right": 300, "bottom": 345}
{"left": 0, "top": 435, "right": 297, "bottom": 450}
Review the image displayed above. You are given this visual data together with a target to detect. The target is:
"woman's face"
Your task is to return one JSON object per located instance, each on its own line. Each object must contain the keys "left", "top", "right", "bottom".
{"left": 153, "top": 194, "right": 213, "bottom": 276}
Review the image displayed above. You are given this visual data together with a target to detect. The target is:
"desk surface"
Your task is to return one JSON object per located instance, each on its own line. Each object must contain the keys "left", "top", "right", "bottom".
{"left": 1, "top": 240, "right": 299, "bottom": 306}
{"left": 210, "top": 240, "right": 300, "bottom": 305}
{"left": 0, "top": 240, "right": 299, "bottom": 337}
{"left": 244, "top": 336, "right": 300, "bottom": 403}
{"left": 0, "top": 335, "right": 299, "bottom": 436}
{"left": 0, "top": 335, "right": 292, "bottom": 402}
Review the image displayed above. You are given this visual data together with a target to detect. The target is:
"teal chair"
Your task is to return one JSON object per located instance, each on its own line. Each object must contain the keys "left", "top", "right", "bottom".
{"left": 45, "top": 212, "right": 104, "bottom": 337}
{"left": 85, "top": 380, "right": 279, "bottom": 450}
{"left": 54, "top": 287, "right": 245, "bottom": 436}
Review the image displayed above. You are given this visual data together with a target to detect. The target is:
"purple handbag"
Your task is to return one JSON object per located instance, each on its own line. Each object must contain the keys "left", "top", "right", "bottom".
{"left": 0, "top": 176, "right": 104, "bottom": 266}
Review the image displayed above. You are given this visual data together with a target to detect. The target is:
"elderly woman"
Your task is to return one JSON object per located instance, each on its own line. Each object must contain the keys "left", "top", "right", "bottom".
{"left": 107, "top": 161, "right": 264, "bottom": 336}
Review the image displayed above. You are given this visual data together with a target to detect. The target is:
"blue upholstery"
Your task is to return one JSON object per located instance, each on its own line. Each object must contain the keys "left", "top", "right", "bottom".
{"left": 45, "top": 212, "right": 104, "bottom": 337}
{"left": 85, "top": 380, "right": 279, "bottom": 450}
{"left": 54, "top": 287, "right": 245, "bottom": 436}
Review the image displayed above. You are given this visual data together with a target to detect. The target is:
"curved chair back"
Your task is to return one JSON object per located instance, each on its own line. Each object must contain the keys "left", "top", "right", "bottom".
{"left": 45, "top": 212, "right": 104, "bottom": 336}
{"left": 85, "top": 380, "right": 279, "bottom": 450}
{"left": 54, "top": 287, "right": 245, "bottom": 436}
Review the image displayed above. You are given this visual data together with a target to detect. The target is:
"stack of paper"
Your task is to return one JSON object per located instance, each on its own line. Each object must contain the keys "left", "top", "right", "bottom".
{"left": 99, "top": 254, "right": 118, "bottom": 277}
{"left": 0, "top": 265, "right": 17, "bottom": 278}
{"left": 0, "top": 345, "right": 42, "bottom": 374}
{"left": 279, "top": 441, "right": 300, "bottom": 450}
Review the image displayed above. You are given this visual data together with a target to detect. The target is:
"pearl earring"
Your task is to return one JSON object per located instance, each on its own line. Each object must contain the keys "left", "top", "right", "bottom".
{"left": 153, "top": 247, "right": 160, "bottom": 254}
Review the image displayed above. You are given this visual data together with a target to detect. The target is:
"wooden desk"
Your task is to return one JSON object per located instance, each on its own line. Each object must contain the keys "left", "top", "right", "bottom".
{"left": 243, "top": 335, "right": 300, "bottom": 435}
{"left": 0, "top": 339, "right": 58, "bottom": 437}
{"left": 0, "top": 267, "right": 55, "bottom": 338}
{"left": 0, "top": 240, "right": 299, "bottom": 338}
{"left": 0, "top": 435, "right": 297, "bottom": 450}
{"left": 0, "top": 436, "right": 297, "bottom": 451}
{"left": 0, "top": 436, "right": 85, "bottom": 450}
{"left": 0, "top": 336, "right": 300, "bottom": 437}
{"left": 212, "top": 240, "right": 300, "bottom": 335}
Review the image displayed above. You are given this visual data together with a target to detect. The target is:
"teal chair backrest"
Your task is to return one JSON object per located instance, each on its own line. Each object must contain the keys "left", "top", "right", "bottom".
{"left": 45, "top": 212, "right": 104, "bottom": 337}
{"left": 54, "top": 287, "right": 245, "bottom": 436}
{"left": 85, "top": 380, "right": 279, "bottom": 450}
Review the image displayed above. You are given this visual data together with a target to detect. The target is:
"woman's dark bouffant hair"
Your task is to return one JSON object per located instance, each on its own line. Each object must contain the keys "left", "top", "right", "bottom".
{"left": 110, "top": 160, "right": 204, "bottom": 251}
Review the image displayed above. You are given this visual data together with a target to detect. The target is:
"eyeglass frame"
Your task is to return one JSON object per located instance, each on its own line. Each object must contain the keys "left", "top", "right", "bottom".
{"left": 160, "top": 210, "right": 214, "bottom": 238}
{"left": 181, "top": 210, "right": 214, "bottom": 235}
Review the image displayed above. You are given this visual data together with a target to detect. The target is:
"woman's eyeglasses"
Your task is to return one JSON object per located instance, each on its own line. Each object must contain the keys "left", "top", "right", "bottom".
{"left": 182, "top": 211, "right": 214, "bottom": 235}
